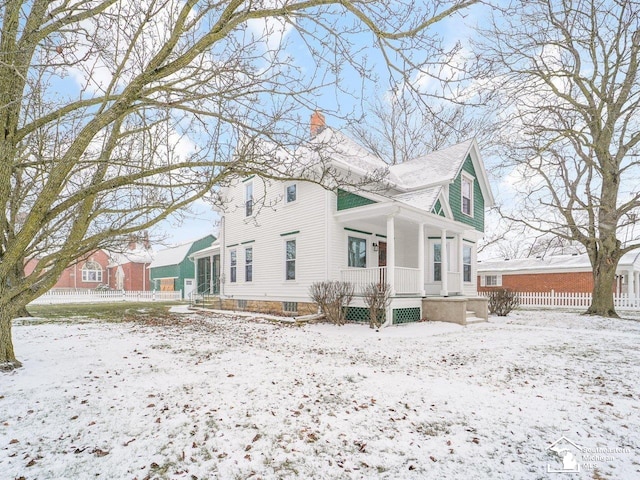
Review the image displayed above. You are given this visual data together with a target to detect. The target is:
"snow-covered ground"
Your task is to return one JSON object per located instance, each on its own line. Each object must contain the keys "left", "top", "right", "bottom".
{"left": 1, "top": 309, "right": 639, "bottom": 479}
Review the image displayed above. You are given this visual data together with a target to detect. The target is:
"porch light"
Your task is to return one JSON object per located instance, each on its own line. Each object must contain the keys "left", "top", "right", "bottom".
{"left": 372, "top": 242, "right": 379, "bottom": 251}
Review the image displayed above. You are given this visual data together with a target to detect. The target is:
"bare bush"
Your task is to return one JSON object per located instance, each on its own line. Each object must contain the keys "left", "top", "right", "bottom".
{"left": 363, "top": 282, "right": 391, "bottom": 329}
{"left": 487, "top": 289, "right": 519, "bottom": 316}
{"left": 309, "top": 281, "right": 355, "bottom": 325}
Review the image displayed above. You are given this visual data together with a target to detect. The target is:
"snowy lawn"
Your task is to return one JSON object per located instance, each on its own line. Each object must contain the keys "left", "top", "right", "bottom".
{"left": 1, "top": 308, "right": 639, "bottom": 479}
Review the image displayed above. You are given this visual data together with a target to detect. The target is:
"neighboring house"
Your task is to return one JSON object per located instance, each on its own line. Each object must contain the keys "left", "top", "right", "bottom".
{"left": 477, "top": 251, "right": 640, "bottom": 299}
{"left": 24, "top": 250, "right": 111, "bottom": 290}
{"left": 107, "top": 235, "right": 154, "bottom": 291}
{"left": 149, "top": 235, "right": 216, "bottom": 299}
{"left": 191, "top": 112, "right": 494, "bottom": 325}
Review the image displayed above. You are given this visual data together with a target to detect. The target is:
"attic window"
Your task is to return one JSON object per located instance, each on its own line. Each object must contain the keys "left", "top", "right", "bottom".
{"left": 461, "top": 174, "right": 473, "bottom": 216}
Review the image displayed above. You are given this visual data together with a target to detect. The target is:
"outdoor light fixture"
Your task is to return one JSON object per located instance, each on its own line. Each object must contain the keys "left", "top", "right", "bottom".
{"left": 372, "top": 242, "right": 379, "bottom": 251}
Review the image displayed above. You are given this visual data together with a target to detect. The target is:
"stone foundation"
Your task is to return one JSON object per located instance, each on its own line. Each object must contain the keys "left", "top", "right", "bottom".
{"left": 204, "top": 297, "right": 317, "bottom": 317}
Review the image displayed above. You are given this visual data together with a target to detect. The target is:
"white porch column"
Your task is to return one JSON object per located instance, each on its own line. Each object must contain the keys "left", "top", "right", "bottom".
{"left": 418, "top": 223, "right": 425, "bottom": 296}
{"left": 628, "top": 269, "right": 635, "bottom": 303}
{"left": 440, "top": 229, "right": 448, "bottom": 296}
{"left": 457, "top": 233, "right": 464, "bottom": 294}
{"left": 210, "top": 254, "right": 214, "bottom": 293}
{"left": 387, "top": 215, "right": 396, "bottom": 295}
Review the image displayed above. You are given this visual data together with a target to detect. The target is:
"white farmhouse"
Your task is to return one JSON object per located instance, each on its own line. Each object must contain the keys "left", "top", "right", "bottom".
{"left": 191, "top": 112, "right": 495, "bottom": 325}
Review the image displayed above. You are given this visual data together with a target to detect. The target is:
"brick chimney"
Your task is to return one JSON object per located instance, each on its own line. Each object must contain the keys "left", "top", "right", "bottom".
{"left": 310, "top": 110, "right": 326, "bottom": 137}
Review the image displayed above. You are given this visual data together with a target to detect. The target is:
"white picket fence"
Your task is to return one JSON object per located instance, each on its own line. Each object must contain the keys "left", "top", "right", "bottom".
{"left": 29, "top": 289, "right": 183, "bottom": 305}
{"left": 482, "top": 291, "right": 640, "bottom": 310}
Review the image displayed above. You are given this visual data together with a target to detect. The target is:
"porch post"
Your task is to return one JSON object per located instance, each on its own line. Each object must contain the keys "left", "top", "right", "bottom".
{"left": 457, "top": 233, "right": 464, "bottom": 294}
{"left": 440, "top": 229, "right": 448, "bottom": 296}
{"left": 418, "top": 223, "right": 425, "bottom": 296}
{"left": 628, "top": 269, "right": 635, "bottom": 303}
{"left": 387, "top": 215, "right": 395, "bottom": 295}
{"left": 210, "top": 254, "right": 214, "bottom": 294}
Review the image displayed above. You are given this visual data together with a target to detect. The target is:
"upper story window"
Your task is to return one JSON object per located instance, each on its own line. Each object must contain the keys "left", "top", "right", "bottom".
{"left": 230, "top": 250, "right": 237, "bottom": 283}
{"left": 82, "top": 260, "right": 103, "bottom": 282}
{"left": 245, "top": 182, "right": 253, "bottom": 217}
{"left": 285, "top": 239, "right": 296, "bottom": 280}
{"left": 462, "top": 174, "right": 473, "bottom": 216}
{"left": 245, "top": 247, "right": 253, "bottom": 282}
{"left": 348, "top": 236, "right": 367, "bottom": 268}
{"left": 285, "top": 184, "right": 297, "bottom": 203}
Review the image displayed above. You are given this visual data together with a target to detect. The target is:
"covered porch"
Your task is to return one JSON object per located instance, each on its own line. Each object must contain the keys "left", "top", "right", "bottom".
{"left": 335, "top": 202, "right": 482, "bottom": 297}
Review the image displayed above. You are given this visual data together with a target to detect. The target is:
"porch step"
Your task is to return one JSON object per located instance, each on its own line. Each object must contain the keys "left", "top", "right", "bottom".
{"left": 465, "top": 310, "right": 486, "bottom": 325}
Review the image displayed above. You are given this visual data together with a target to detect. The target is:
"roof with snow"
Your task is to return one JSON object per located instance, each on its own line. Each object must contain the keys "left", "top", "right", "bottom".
{"left": 150, "top": 236, "right": 215, "bottom": 268}
{"left": 389, "top": 139, "right": 474, "bottom": 189}
{"left": 478, "top": 251, "right": 640, "bottom": 273}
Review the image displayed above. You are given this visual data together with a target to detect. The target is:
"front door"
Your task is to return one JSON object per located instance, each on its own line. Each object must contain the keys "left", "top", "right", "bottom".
{"left": 378, "top": 241, "right": 387, "bottom": 285}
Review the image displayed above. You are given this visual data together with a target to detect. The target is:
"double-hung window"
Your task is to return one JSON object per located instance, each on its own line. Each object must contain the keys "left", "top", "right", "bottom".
{"left": 230, "top": 250, "right": 237, "bottom": 283}
{"left": 462, "top": 175, "right": 473, "bottom": 216}
{"left": 348, "top": 236, "right": 367, "bottom": 268}
{"left": 433, "top": 244, "right": 442, "bottom": 282}
{"left": 245, "top": 247, "right": 253, "bottom": 282}
{"left": 285, "top": 184, "right": 297, "bottom": 203}
{"left": 285, "top": 240, "right": 296, "bottom": 280}
{"left": 245, "top": 182, "right": 253, "bottom": 217}
{"left": 463, "top": 245, "right": 472, "bottom": 282}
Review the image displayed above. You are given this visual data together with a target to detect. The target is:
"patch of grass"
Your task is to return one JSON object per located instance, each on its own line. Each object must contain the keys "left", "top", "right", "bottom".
{"left": 25, "top": 302, "right": 183, "bottom": 322}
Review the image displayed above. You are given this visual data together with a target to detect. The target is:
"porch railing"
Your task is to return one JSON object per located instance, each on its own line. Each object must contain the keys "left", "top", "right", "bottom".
{"left": 340, "top": 267, "right": 421, "bottom": 294}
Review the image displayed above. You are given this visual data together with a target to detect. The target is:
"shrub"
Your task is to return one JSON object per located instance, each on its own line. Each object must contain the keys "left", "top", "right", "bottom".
{"left": 487, "top": 288, "right": 519, "bottom": 316}
{"left": 362, "top": 282, "right": 391, "bottom": 329}
{"left": 309, "top": 281, "right": 354, "bottom": 325}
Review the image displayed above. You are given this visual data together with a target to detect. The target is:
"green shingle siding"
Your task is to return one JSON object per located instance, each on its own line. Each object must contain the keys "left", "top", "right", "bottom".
{"left": 337, "top": 189, "right": 377, "bottom": 211}
{"left": 449, "top": 155, "right": 485, "bottom": 232}
{"left": 432, "top": 199, "right": 445, "bottom": 217}
{"left": 150, "top": 234, "right": 216, "bottom": 297}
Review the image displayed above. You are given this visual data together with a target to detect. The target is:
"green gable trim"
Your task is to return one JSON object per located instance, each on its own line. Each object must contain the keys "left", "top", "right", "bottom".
{"left": 280, "top": 230, "right": 300, "bottom": 237}
{"left": 432, "top": 199, "right": 445, "bottom": 217}
{"left": 344, "top": 227, "right": 372, "bottom": 236}
{"left": 241, "top": 240, "right": 255, "bottom": 244}
{"left": 242, "top": 175, "right": 255, "bottom": 182}
{"left": 449, "top": 154, "right": 485, "bottom": 232}
{"left": 337, "top": 188, "right": 377, "bottom": 211}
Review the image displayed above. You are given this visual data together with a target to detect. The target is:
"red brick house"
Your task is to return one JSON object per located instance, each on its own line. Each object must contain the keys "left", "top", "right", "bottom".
{"left": 24, "top": 250, "right": 112, "bottom": 290}
{"left": 477, "top": 252, "right": 640, "bottom": 299}
{"left": 25, "top": 235, "right": 154, "bottom": 291}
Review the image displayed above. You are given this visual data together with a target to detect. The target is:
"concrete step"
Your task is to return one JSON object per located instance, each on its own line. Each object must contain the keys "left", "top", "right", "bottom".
{"left": 465, "top": 316, "right": 486, "bottom": 325}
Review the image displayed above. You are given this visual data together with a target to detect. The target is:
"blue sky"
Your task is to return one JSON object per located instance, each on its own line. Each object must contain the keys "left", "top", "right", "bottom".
{"left": 152, "top": 2, "right": 491, "bottom": 247}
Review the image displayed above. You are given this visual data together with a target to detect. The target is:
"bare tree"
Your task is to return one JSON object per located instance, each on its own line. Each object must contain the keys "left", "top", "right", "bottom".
{"left": 0, "top": 1, "right": 479, "bottom": 369}
{"left": 474, "top": 0, "right": 640, "bottom": 316}
{"left": 347, "top": 86, "right": 485, "bottom": 165}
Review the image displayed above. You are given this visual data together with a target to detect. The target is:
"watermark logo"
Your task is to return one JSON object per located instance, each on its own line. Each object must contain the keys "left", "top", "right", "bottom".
{"left": 545, "top": 435, "right": 632, "bottom": 475}
{"left": 546, "top": 436, "right": 582, "bottom": 473}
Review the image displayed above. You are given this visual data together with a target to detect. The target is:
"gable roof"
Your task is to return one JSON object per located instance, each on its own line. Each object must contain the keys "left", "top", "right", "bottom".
{"left": 389, "top": 139, "right": 474, "bottom": 189}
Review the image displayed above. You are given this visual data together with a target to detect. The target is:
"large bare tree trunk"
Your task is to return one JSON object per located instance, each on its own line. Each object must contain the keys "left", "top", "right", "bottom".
{"left": 0, "top": 302, "right": 22, "bottom": 370}
{"left": 587, "top": 259, "right": 618, "bottom": 317}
